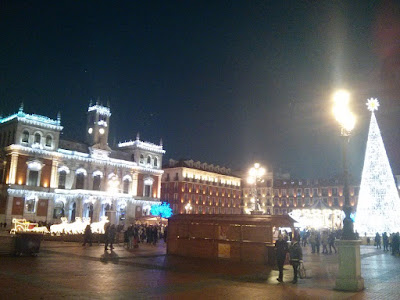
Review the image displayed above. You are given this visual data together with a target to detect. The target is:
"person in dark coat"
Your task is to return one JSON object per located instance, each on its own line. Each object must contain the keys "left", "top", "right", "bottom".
{"left": 383, "top": 232, "right": 389, "bottom": 252}
{"left": 375, "top": 232, "right": 381, "bottom": 249}
{"left": 289, "top": 237, "right": 303, "bottom": 284}
{"left": 108, "top": 224, "right": 117, "bottom": 250}
{"left": 104, "top": 224, "right": 111, "bottom": 251}
{"left": 82, "top": 224, "right": 93, "bottom": 246}
{"left": 275, "top": 234, "right": 289, "bottom": 282}
{"left": 163, "top": 225, "right": 168, "bottom": 243}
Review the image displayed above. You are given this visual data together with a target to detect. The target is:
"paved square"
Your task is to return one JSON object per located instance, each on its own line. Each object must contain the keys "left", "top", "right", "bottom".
{"left": 0, "top": 241, "right": 399, "bottom": 299}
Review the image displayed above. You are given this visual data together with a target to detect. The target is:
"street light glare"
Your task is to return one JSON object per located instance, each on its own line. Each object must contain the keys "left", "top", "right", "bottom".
{"left": 332, "top": 90, "right": 356, "bottom": 133}
{"left": 333, "top": 90, "right": 350, "bottom": 107}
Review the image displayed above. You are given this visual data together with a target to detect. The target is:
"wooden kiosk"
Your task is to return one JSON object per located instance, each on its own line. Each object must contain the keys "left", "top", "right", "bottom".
{"left": 167, "top": 214, "right": 296, "bottom": 264}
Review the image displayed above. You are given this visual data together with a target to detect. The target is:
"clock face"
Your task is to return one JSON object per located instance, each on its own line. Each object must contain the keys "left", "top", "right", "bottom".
{"left": 88, "top": 128, "right": 93, "bottom": 134}
{"left": 99, "top": 128, "right": 105, "bottom": 135}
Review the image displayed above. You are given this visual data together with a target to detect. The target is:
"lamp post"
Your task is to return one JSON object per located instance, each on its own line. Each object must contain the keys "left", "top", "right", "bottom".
{"left": 333, "top": 90, "right": 364, "bottom": 291}
{"left": 247, "top": 163, "right": 265, "bottom": 215}
{"left": 332, "top": 90, "right": 356, "bottom": 240}
{"left": 185, "top": 203, "right": 192, "bottom": 214}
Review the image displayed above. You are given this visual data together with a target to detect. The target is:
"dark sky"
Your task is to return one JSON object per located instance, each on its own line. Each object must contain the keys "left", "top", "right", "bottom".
{"left": 2, "top": 1, "right": 400, "bottom": 179}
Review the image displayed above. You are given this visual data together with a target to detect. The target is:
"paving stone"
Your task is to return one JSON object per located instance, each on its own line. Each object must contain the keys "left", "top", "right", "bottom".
{"left": 0, "top": 241, "right": 399, "bottom": 299}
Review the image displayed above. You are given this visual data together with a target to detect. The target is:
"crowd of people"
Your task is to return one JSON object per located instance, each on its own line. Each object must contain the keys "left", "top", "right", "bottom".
{"left": 373, "top": 232, "right": 400, "bottom": 255}
{"left": 81, "top": 222, "right": 168, "bottom": 251}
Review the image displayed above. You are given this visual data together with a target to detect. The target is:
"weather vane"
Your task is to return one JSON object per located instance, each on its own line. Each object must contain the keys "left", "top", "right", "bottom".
{"left": 366, "top": 98, "right": 379, "bottom": 112}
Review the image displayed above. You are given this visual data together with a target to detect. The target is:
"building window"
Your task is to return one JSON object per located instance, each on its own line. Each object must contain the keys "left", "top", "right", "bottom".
{"left": 322, "top": 188, "right": 328, "bottom": 197}
{"left": 45, "top": 135, "right": 52, "bottom": 147}
{"left": 123, "top": 179, "right": 130, "bottom": 194}
{"left": 53, "top": 201, "right": 65, "bottom": 219}
{"left": 131, "top": 154, "right": 135, "bottom": 161}
{"left": 281, "top": 189, "right": 287, "bottom": 196}
{"left": 34, "top": 133, "right": 41, "bottom": 144}
{"left": 304, "top": 188, "right": 310, "bottom": 196}
{"left": 22, "top": 131, "right": 29, "bottom": 143}
{"left": 144, "top": 185, "right": 151, "bottom": 197}
{"left": 312, "top": 188, "right": 318, "bottom": 196}
{"left": 25, "top": 197, "right": 36, "bottom": 213}
{"left": 297, "top": 188, "right": 302, "bottom": 197}
{"left": 140, "top": 154, "right": 144, "bottom": 164}
{"left": 58, "top": 171, "right": 67, "bottom": 189}
{"left": 93, "top": 175, "right": 101, "bottom": 190}
{"left": 147, "top": 156, "right": 151, "bottom": 164}
{"left": 154, "top": 157, "right": 158, "bottom": 167}
{"left": 198, "top": 206, "right": 203, "bottom": 213}
{"left": 333, "top": 197, "right": 339, "bottom": 206}
{"left": 332, "top": 188, "right": 338, "bottom": 196}
{"left": 75, "top": 173, "right": 85, "bottom": 189}
{"left": 27, "top": 170, "right": 39, "bottom": 186}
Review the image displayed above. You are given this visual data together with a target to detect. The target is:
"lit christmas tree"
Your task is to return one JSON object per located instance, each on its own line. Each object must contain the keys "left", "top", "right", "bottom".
{"left": 354, "top": 98, "right": 400, "bottom": 236}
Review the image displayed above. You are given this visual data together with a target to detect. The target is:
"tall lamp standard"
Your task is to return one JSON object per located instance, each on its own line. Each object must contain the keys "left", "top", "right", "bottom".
{"left": 247, "top": 163, "right": 265, "bottom": 215}
{"left": 332, "top": 90, "right": 364, "bottom": 291}
{"left": 332, "top": 90, "right": 356, "bottom": 240}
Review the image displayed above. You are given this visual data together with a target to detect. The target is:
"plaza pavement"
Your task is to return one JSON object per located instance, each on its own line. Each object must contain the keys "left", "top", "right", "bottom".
{"left": 0, "top": 239, "right": 399, "bottom": 300}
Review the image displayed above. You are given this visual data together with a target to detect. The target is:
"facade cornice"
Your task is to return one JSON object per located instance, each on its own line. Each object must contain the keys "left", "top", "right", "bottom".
{"left": 6, "top": 144, "right": 164, "bottom": 175}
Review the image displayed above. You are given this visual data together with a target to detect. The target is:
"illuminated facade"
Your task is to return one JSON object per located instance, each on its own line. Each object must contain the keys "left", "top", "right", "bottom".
{"left": 0, "top": 104, "right": 164, "bottom": 225}
{"left": 161, "top": 159, "right": 241, "bottom": 214}
{"left": 273, "top": 178, "right": 359, "bottom": 230}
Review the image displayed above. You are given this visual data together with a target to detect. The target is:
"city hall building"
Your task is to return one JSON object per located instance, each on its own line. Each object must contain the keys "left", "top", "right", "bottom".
{"left": 0, "top": 104, "right": 165, "bottom": 226}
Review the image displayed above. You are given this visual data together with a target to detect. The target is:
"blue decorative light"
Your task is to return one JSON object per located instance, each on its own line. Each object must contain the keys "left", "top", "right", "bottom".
{"left": 150, "top": 202, "right": 173, "bottom": 218}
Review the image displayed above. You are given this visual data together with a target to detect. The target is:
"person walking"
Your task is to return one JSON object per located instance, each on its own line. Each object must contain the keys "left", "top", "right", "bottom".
{"left": 309, "top": 232, "right": 316, "bottom": 253}
{"left": 375, "top": 232, "right": 381, "bottom": 249}
{"left": 383, "top": 232, "right": 389, "bottom": 252}
{"left": 321, "top": 231, "right": 329, "bottom": 254}
{"left": 328, "top": 232, "right": 337, "bottom": 254}
{"left": 289, "top": 237, "right": 303, "bottom": 284}
{"left": 108, "top": 224, "right": 117, "bottom": 250}
{"left": 275, "top": 234, "right": 289, "bottom": 283}
{"left": 104, "top": 224, "right": 111, "bottom": 251}
{"left": 82, "top": 224, "right": 93, "bottom": 246}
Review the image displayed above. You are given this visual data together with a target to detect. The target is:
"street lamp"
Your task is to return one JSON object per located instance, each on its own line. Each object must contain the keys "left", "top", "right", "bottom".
{"left": 332, "top": 90, "right": 356, "bottom": 240}
{"left": 333, "top": 90, "right": 364, "bottom": 292}
{"left": 247, "top": 163, "right": 265, "bottom": 215}
{"left": 185, "top": 203, "right": 192, "bottom": 214}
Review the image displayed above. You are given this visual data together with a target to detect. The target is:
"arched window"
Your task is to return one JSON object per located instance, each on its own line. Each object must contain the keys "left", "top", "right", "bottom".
{"left": 123, "top": 179, "right": 130, "bottom": 194}
{"left": 75, "top": 173, "right": 85, "bottom": 189}
{"left": 153, "top": 157, "right": 158, "bottom": 167}
{"left": 34, "top": 133, "right": 41, "bottom": 144}
{"left": 93, "top": 175, "right": 101, "bottom": 190}
{"left": 45, "top": 135, "right": 52, "bottom": 147}
{"left": 140, "top": 154, "right": 144, "bottom": 164}
{"left": 147, "top": 156, "right": 151, "bottom": 164}
{"left": 53, "top": 201, "right": 65, "bottom": 219}
{"left": 22, "top": 131, "right": 29, "bottom": 143}
{"left": 131, "top": 154, "right": 135, "bottom": 162}
{"left": 58, "top": 171, "right": 67, "bottom": 189}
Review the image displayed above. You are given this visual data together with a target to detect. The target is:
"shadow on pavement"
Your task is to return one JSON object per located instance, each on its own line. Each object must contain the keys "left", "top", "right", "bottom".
{"left": 100, "top": 250, "right": 120, "bottom": 264}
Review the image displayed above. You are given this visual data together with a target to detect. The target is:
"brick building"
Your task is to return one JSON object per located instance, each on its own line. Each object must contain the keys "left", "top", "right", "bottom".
{"left": 161, "top": 159, "right": 241, "bottom": 214}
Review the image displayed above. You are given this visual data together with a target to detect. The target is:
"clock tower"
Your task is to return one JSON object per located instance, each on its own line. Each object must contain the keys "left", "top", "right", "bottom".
{"left": 86, "top": 102, "right": 111, "bottom": 151}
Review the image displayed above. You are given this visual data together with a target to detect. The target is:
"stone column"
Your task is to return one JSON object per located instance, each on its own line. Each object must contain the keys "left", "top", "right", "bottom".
{"left": 8, "top": 152, "right": 19, "bottom": 184}
{"left": 131, "top": 173, "right": 138, "bottom": 196}
{"left": 50, "top": 160, "right": 59, "bottom": 188}
{"left": 335, "top": 240, "right": 364, "bottom": 291}
{"left": 47, "top": 197, "right": 54, "bottom": 221}
{"left": 157, "top": 174, "right": 162, "bottom": 199}
{"left": 5, "top": 195, "right": 14, "bottom": 225}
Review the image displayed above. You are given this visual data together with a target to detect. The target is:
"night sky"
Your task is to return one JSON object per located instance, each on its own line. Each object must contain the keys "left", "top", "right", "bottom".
{"left": 2, "top": 1, "right": 400, "bottom": 179}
